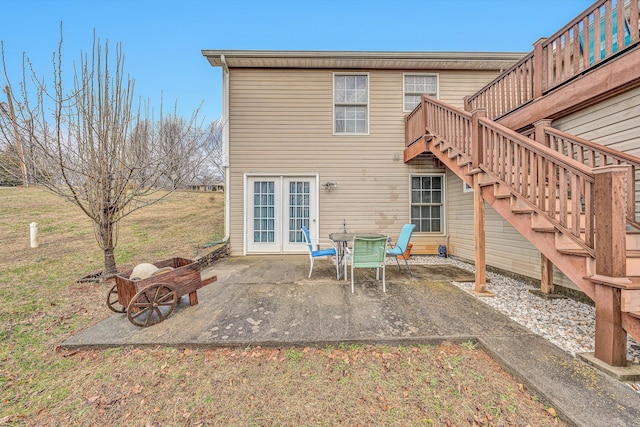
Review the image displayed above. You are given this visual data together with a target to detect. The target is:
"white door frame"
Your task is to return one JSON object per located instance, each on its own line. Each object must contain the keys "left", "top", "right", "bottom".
{"left": 244, "top": 174, "right": 319, "bottom": 254}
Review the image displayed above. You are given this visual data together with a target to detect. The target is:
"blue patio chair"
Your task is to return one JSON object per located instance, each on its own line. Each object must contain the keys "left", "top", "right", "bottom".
{"left": 301, "top": 226, "right": 339, "bottom": 279}
{"left": 350, "top": 235, "right": 388, "bottom": 293}
{"left": 386, "top": 224, "right": 416, "bottom": 277}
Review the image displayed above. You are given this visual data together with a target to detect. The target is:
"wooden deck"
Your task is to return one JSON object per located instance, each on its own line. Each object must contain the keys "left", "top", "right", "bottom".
{"left": 463, "top": 0, "right": 640, "bottom": 130}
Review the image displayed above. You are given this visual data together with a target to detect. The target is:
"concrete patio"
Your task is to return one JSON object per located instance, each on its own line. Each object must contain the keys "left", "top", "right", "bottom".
{"left": 63, "top": 255, "right": 640, "bottom": 426}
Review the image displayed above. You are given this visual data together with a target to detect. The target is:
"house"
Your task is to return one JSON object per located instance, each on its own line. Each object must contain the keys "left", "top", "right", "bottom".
{"left": 201, "top": 50, "right": 523, "bottom": 255}
{"left": 188, "top": 181, "right": 224, "bottom": 192}
{"left": 203, "top": 0, "right": 640, "bottom": 368}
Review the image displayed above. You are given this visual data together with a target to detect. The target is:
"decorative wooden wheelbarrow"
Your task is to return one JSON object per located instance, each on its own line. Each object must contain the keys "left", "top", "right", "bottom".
{"left": 106, "top": 257, "right": 217, "bottom": 327}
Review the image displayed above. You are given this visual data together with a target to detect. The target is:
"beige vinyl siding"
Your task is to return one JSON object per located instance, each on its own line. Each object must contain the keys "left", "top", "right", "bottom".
{"left": 439, "top": 71, "right": 502, "bottom": 108}
{"left": 227, "top": 68, "right": 504, "bottom": 255}
{"left": 552, "top": 87, "right": 640, "bottom": 157}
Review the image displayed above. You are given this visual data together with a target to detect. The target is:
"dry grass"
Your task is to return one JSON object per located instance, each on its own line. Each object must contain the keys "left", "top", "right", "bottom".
{"left": 0, "top": 187, "right": 564, "bottom": 426}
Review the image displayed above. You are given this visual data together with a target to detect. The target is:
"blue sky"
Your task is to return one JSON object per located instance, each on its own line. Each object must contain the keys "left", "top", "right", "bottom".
{"left": 1, "top": 0, "right": 594, "bottom": 123}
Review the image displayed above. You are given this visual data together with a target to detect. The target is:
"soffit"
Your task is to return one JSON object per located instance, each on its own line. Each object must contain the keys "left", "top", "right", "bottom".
{"left": 201, "top": 50, "right": 526, "bottom": 71}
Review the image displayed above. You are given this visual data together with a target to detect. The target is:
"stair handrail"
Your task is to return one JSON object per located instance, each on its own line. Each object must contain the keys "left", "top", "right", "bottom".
{"left": 543, "top": 126, "right": 640, "bottom": 224}
{"left": 421, "top": 96, "right": 597, "bottom": 253}
{"left": 464, "top": 52, "right": 535, "bottom": 120}
{"left": 404, "top": 99, "right": 425, "bottom": 147}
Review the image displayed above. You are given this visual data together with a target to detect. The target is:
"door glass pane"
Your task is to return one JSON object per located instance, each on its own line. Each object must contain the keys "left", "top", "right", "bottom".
{"left": 253, "top": 181, "right": 275, "bottom": 243}
{"left": 288, "top": 181, "right": 310, "bottom": 243}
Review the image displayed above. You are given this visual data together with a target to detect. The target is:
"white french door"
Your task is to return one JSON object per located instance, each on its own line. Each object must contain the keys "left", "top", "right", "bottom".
{"left": 246, "top": 176, "right": 317, "bottom": 253}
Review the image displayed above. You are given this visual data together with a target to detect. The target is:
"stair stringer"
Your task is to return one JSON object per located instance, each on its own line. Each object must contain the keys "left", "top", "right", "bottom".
{"left": 425, "top": 136, "right": 596, "bottom": 300}
{"left": 482, "top": 184, "right": 596, "bottom": 300}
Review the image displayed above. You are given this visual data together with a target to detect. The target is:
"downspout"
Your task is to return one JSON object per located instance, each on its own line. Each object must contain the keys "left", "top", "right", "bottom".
{"left": 221, "top": 54, "right": 231, "bottom": 244}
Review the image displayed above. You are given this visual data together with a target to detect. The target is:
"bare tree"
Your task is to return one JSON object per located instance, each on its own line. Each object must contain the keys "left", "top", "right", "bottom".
{"left": 0, "top": 29, "right": 212, "bottom": 277}
{"left": 176, "top": 118, "right": 224, "bottom": 190}
{"left": 0, "top": 99, "right": 23, "bottom": 185}
{"left": 202, "top": 118, "right": 224, "bottom": 180}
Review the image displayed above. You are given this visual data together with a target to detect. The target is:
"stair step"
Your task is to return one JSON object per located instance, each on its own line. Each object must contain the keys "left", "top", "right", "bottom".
{"left": 531, "top": 213, "right": 555, "bottom": 232}
{"left": 627, "top": 277, "right": 640, "bottom": 289}
{"left": 555, "top": 231, "right": 593, "bottom": 253}
{"left": 511, "top": 197, "right": 535, "bottom": 214}
{"left": 437, "top": 140, "right": 452, "bottom": 151}
{"left": 477, "top": 174, "right": 498, "bottom": 187}
{"left": 627, "top": 311, "right": 640, "bottom": 320}
{"left": 622, "top": 288, "right": 640, "bottom": 312}
{"left": 493, "top": 184, "right": 511, "bottom": 199}
{"left": 457, "top": 156, "right": 472, "bottom": 167}
{"left": 557, "top": 247, "right": 591, "bottom": 257}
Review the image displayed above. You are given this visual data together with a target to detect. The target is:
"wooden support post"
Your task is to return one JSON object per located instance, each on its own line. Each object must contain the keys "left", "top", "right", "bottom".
{"left": 533, "top": 119, "right": 552, "bottom": 147}
{"left": 463, "top": 96, "right": 471, "bottom": 112}
{"left": 470, "top": 108, "right": 490, "bottom": 296}
{"left": 534, "top": 118, "right": 556, "bottom": 296}
{"left": 594, "top": 284, "right": 627, "bottom": 366}
{"left": 532, "top": 38, "right": 548, "bottom": 99}
{"left": 473, "top": 172, "right": 489, "bottom": 295}
{"left": 593, "top": 165, "right": 630, "bottom": 367}
{"left": 540, "top": 254, "right": 554, "bottom": 294}
{"left": 471, "top": 109, "right": 486, "bottom": 171}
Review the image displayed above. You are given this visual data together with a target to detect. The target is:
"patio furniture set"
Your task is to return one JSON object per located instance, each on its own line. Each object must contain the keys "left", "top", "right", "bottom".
{"left": 105, "top": 225, "right": 414, "bottom": 328}
{"left": 302, "top": 224, "right": 416, "bottom": 293}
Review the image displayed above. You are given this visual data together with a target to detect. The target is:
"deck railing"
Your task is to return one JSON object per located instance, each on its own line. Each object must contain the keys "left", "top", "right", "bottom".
{"left": 423, "top": 99, "right": 472, "bottom": 156}
{"left": 541, "top": 127, "right": 640, "bottom": 224}
{"left": 466, "top": 0, "right": 640, "bottom": 120}
{"left": 404, "top": 99, "right": 425, "bottom": 147}
{"left": 409, "top": 96, "right": 597, "bottom": 253}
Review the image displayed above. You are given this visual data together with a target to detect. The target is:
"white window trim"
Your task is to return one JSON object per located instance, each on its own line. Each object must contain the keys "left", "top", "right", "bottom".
{"left": 332, "top": 72, "right": 370, "bottom": 136}
{"left": 463, "top": 181, "right": 473, "bottom": 193}
{"left": 409, "top": 173, "right": 446, "bottom": 236}
{"left": 403, "top": 73, "right": 439, "bottom": 112}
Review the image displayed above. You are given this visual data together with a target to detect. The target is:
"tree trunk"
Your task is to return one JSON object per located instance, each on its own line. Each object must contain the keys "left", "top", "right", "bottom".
{"left": 99, "top": 216, "right": 118, "bottom": 278}
{"left": 103, "top": 245, "right": 117, "bottom": 278}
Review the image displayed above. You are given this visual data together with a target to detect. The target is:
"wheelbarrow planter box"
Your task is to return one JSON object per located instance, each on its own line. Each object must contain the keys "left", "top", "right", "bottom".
{"left": 108, "top": 257, "right": 217, "bottom": 327}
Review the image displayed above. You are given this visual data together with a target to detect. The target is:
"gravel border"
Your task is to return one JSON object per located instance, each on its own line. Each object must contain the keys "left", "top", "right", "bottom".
{"left": 391, "top": 255, "right": 640, "bottom": 364}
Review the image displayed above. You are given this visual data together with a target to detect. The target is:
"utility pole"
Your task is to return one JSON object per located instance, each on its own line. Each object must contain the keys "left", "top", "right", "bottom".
{"left": 4, "top": 85, "right": 28, "bottom": 188}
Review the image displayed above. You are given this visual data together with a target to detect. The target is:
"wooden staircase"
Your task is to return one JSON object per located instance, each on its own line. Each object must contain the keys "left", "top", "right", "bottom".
{"left": 405, "top": 96, "right": 640, "bottom": 367}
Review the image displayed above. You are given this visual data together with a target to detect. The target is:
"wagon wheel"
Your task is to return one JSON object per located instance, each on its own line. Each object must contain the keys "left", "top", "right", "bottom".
{"left": 127, "top": 283, "right": 177, "bottom": 327}
{"left": 106, "top": 284, "right": 126, "bottom": 313}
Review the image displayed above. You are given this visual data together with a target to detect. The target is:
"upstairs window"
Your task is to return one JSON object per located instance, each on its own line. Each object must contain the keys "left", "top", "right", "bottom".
{"left": 404, "top": 74, "right": 438, "bottom": 111}
{"left": 334, "top": 74, "right": 368, "bottom": 134}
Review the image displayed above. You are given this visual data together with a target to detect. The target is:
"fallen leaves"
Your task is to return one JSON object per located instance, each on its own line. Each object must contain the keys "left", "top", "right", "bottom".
{"left": 10, "top": 344, "right": 562, "bottom": 426}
